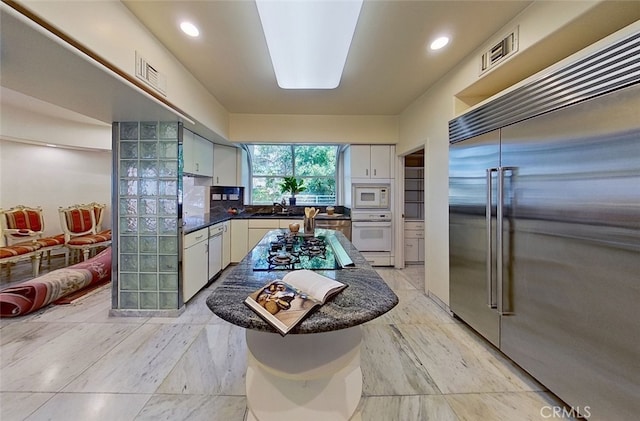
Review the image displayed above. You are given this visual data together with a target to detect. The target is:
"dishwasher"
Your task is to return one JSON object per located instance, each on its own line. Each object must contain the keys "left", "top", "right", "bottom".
{"left": 208, "top": 224, "right": 224, "bottom": 280}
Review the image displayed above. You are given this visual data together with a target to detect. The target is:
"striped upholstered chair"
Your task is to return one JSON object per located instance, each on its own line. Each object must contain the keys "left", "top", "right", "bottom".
{"left": 59, "top": 203, "right": 111, "bottom": 264}
{"left": 0, "top": 205, "right": 65, "bottom": 278}
{"left": 1, "top": 205, "right": 46, "bottom": 246}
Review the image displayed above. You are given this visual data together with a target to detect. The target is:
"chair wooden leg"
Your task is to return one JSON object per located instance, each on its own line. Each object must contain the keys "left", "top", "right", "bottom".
{"left": 1, "top": 262, "right": 10, "bottom": 278}
{"left": 32, "top": 253, "right": 41, "bottom": 277}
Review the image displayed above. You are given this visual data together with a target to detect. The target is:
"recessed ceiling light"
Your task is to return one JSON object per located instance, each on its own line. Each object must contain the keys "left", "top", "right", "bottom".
{"left": 45, "top": 144, "right": 57, "bottom": 148}
{"left": 256, "top": 0, "right": 363, "bottom": 89}
{"left": 430, "top": 36, "right": 450, "bottom": 51}
{"left": 180, "top": 21, "right": 199, "bottom": 37}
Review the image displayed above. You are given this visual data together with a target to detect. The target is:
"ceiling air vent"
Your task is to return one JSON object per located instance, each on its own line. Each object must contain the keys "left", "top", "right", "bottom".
{"left": 135, "top": 51, "right": 167, "bottom": 96}
{"left": 480, "top": 26, "right": 519, "bottom": 75}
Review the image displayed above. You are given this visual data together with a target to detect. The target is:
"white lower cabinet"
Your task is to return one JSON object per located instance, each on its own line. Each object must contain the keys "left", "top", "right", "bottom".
{"left": 361, "top": 252, "right": 393, "bottom": 267}
{"left": 228, "top": 218, "right": 306, "bottom": 265}
{"left": 248, "top": 219, "right": 279, "bottom": 250}
{"left": 183, "top": 228, "right": 208, "bottom": 303}
{"left": 222, "top": 220, "right": 231, "bottom": 268}
{"left": 405, "top": 221, "right": 425, "bottom": 263}
{"left": 231, "top": 219, "right": 249, "bottom": 263}
{"left": 279, "top": 219, "right": 303, "bottom": 229}
{"left": 208, "top": 224, "right": 224, "bottom": 280}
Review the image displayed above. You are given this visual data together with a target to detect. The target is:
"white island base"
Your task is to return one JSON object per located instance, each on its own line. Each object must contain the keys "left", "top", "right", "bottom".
{"left": 245, "top": 326, "right": 363, "bottom": 421}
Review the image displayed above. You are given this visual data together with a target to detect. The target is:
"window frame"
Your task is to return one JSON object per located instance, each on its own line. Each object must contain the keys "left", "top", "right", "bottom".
{"left": 247, "top": 143, "right": 340, "bottom": 205}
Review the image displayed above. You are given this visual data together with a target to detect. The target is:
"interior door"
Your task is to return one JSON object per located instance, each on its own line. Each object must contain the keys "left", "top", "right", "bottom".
{"left": 449, "top": 129, "right": 501, "bottom": 347}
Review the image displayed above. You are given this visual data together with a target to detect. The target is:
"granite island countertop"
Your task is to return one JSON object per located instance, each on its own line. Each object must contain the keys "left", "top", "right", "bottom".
{"left": 206, "top": 229, "right": 398, "bottom": 334}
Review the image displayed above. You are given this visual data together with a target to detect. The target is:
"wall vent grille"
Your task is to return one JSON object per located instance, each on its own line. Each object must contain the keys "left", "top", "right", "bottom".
{"left": 135, "top": 52, "right": 167, "bottom": 96}
{"left": 451, "top": 29, "right": 640, "bottom": 144}
{"left": 480, "top": 27, "right": 519, "bottom": 74}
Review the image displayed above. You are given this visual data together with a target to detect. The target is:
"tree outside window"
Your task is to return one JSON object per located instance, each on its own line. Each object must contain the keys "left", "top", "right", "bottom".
{"left": 248, "top": 144, "right": 337, "bottom": 205}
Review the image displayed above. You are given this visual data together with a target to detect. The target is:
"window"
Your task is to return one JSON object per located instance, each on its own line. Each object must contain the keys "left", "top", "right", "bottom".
{"left": 248, "top": 144, "right": 337, "bottom": 205}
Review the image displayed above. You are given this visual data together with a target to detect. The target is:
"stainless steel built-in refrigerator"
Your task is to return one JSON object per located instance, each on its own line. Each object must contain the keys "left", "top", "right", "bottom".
{"left": 449, "top": 27, "right": 640, "bottom": 420}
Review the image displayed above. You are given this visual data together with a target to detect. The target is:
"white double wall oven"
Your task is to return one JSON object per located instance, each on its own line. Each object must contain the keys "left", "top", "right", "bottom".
{"left": 350, "top": 183, "right": 394, "bottom": 266}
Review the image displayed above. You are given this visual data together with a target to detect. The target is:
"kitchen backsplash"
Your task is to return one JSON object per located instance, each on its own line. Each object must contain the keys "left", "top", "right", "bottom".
{"left": 209, "top": 186, "right": 244, "bottom": 216}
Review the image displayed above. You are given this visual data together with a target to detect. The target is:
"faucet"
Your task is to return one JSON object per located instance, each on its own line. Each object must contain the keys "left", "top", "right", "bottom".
{"left": 273, "top": 202, "right": 288, "bottom": 214}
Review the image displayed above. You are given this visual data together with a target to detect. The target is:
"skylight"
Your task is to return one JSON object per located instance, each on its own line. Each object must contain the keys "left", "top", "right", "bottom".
{"left": 255, "top": 0, "right": 363, "bottom": 89}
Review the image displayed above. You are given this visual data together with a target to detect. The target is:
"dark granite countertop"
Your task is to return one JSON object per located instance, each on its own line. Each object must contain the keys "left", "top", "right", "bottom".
{"left": 184, "top": 207, "right": 351, "bottom": 234}
{"left": 205, "top": 229, "right": 398, "bottom": 334}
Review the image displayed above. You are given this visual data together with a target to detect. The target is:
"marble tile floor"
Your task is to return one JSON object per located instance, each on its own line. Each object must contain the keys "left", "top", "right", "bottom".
{"left": 0, "top": 264, "right": 576, "bottom": 421}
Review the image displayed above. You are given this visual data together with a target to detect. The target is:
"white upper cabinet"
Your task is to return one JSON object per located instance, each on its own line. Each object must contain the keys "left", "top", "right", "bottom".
{"left": 349, "top": 145, "right": 393, "bottom": 179}
{"left": 183, "top": 130, "right": 213, "bottom": 177}
{"left": 213, "top": 144, "right": 237, "bottom": 186}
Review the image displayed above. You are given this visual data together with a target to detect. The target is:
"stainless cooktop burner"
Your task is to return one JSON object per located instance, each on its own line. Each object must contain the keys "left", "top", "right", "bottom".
{"left": 253, "top": 230, "right": 351, "bottom": 271}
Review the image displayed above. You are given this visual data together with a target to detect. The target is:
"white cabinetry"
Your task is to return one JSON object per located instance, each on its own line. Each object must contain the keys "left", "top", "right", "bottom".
{"left": 248, "top": 219, "right": 279, "bottom": 250}
{"left": 183, "top": 228, "right": 208, "bottom": 302}
{"left": 230, "top": 218, "right": 305, "bottom": 264}
{"left": 213, "top": 144, "right": 237, "bottom": 186}
{"left": 231, "top": 219, "right": 249, "bottom": 263}
{"left": 404, "top": 221, "right": 424, "bottom": 263}
{"left": 222, "top": 220, "right": 231, "bottom": 268}
{"left": 349, "top": 145, "right": 393, "bottom": 179}
{"left": 183, "top": 130, "right": 213, "bottom": 177}
{"left": 279, "top": 218, "right": 304, "bottom": 229}
{"left": 208, "top": 224, "right": 224, "bottom": 280}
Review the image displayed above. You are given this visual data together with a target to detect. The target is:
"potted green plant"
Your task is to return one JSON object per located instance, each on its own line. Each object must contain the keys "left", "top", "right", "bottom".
{"left": 279, "top": 176, "right": 306, "bottom": 206}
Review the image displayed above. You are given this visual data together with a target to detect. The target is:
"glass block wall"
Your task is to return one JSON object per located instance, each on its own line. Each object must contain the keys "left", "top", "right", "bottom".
{"left": 115, "top": 121, "right": 181, "bottom": 310}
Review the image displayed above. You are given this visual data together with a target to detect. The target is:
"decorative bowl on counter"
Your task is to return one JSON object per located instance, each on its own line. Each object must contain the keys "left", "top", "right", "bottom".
{"left": 289, "top": 223, "right": 300, "bottom": 233}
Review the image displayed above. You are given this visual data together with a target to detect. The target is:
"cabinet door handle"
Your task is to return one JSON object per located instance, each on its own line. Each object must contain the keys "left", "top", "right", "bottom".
{"left": 216, "top": 176, "right": 219, "bottom": 184}
{"left": 374, "top": 169, "right": 377, "bottom": 176}
{"left": 365, "top": 169, "right": 369, "bottom": 176}
{"left": 196, "top": 162, "right": 199, "bottom": 172}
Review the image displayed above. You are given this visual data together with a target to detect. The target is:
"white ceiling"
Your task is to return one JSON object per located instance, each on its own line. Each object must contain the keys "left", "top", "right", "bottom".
{"left": 2, "top": 0, "right": 639, "bottom": 145}
{"left": 121, "top": 0, "right": 533, "bottom": 115}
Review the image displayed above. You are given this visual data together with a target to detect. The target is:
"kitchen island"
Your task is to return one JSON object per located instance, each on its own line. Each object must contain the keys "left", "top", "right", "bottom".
{"left": 206, "top": 229, "right": 398, "bottom": 421}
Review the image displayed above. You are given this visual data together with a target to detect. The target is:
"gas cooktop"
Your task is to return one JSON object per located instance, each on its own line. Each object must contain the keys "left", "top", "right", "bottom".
{"left": 251, "top": 230, "right": 353, "bottom": 271}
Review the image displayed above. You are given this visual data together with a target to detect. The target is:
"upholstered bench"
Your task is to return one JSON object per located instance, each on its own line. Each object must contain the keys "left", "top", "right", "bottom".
{"left": 1, "top": 205, "right": 67, "bottom": 275}
{"left": 35, "top": 234, "right": 67, "bottom": 266}
{"left": 66, "top": 230, "right": 112, "bottom": 263}
{"left": 0, "top": 242, "right": 42, "bottom": 278}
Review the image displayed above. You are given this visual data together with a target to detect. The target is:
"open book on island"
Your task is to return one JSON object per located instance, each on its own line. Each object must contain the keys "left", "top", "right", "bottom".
{"left": 244, "top": 269, "right": 347, "bottom": 336}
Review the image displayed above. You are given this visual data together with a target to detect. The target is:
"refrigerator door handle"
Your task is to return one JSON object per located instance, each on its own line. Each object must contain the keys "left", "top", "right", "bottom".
{"left": 497, "top": 166, "right": 517, "bottom": 315}
{"left": 497, "top": 167, "right": 505, "bottom": 314}
{"left": 486, "top": 168, "right": 498, "bottom": 309}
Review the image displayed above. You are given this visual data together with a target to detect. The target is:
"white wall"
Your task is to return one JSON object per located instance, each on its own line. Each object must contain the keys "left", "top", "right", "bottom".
{"left": 0, "top": 140, "right": 112, "bottom": 238}
{"left": 1, "top": 88, "right": 112, "bottom": 151}
{"left": 19, "top": 0, "right": 229, "bottom": 141}
{"left": 230, "top": 114, "right": 399, "bottom": 144}
{"left": 397, "top": 1, "right": 640, "bottom": 306}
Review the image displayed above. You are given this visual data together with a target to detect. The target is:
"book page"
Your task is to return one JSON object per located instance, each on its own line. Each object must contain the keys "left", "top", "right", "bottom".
{"left": 283, "top": 270, "right": 346, "bottom": 302}
{"left": 246, "top": 280, "right": 320, "bottom": 334}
